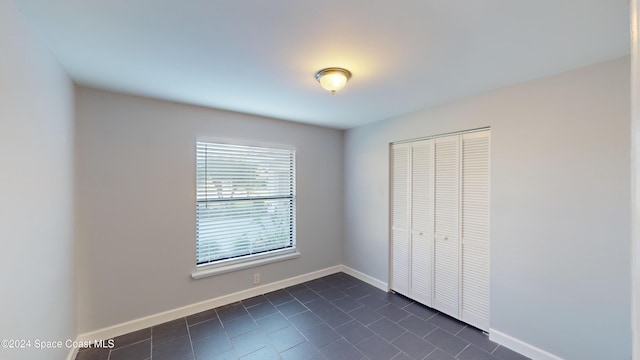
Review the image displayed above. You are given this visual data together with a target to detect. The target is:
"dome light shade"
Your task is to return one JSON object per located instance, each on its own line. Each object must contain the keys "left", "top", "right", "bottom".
{"left": 315, "top": 67, "right": 351, "bottom": 94}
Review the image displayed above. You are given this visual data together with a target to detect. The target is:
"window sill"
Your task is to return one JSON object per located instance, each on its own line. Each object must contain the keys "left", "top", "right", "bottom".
{"left": 191, "top": 251, "right": 301, "bottom": 280}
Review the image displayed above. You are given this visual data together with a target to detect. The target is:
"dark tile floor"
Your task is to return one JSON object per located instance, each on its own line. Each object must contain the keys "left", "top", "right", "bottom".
{"left": 76, "top": 272, "right": 530, "bottom": 360}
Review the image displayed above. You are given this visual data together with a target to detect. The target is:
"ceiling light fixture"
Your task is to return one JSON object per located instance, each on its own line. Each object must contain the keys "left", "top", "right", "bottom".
{"left": 315, "top": 67, "right": 352, "bottom": 94}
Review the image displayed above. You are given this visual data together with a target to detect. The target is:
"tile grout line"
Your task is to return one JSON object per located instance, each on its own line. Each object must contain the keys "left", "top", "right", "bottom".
{"left": 455, "top": 324, "right": 467, "bottom": 336}
{"left": 422, "top": 346, "right": 438, "bottom": 360}
{"left": 455, "top": 342, "right": 472, "bottom": 358}
{"left": 184, "top": 317, "right": 196, "bottom": 360}
{"left": 149, "top": 326, "right": 153, "bottom": 360}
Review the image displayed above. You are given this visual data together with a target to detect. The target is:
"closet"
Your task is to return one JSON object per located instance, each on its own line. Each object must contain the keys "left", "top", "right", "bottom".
{"left": 390, "top": 129, "right": 490, "bottom": 331}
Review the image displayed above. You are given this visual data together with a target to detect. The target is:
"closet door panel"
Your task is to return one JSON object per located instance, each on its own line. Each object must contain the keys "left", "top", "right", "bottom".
{"left": 391, "top": 143, "right": 410, "bottom": 296}
{"left": 391, "top": 129, "right": 490, "bottom": 330}
{"left": 433, "top": 135, "right": 460, "bottom": 318}
{"left": 410, "top": 140, "right": 434, "bottom": 305}
{"left": 461, "top": 131, "right": 490, "bottom": 331}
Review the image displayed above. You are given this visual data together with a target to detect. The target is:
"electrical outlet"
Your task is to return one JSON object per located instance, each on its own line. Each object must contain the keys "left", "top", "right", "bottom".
{"left": 253, "top": 273, "right": 260, "bottom": 284}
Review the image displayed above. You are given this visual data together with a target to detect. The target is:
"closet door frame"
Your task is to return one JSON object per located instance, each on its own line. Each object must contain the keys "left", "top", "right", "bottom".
{"left": 389, "top": 127, "right": 490, "bottom": 331}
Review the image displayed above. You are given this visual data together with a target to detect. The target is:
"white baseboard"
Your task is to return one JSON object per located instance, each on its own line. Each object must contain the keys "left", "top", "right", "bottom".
{"left": 341, "top": 265, "right": 388, "bottom": 291}
{"left": 77, "top": 265, "right": 343, "bottom": 342}
{"left": 490, "top": 328, "right": 565, "bottom": 360}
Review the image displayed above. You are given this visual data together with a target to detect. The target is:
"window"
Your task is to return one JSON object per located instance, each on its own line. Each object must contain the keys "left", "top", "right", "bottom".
{"left": 195, "top": 141, "right": 296, "bottom": 269}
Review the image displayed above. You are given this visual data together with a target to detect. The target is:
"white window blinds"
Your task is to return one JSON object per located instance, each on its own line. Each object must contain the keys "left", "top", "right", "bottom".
{"left": 195, "top": 141, "right": 296, "bottom": 266}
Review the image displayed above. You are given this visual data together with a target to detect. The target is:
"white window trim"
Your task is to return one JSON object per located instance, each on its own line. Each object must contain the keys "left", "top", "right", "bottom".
{"left": 193, "top": 138, "right": 298, "bottom": 278}
{"left": 191, "top": 249, "right": 301, "bottom": 279}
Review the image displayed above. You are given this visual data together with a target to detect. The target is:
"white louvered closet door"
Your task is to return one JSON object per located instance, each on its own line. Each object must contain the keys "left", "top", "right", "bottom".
{"left": 460, "top": 130, "right": 490, "bottom": 331}
{"left": 433, "top": 135, "right": 460, "bottom": 319}
{"left": 410, "top": 140, "right": 434, "bottom": 306}
{"left": 390, "top": 143, "right": 411, "bottom": 296}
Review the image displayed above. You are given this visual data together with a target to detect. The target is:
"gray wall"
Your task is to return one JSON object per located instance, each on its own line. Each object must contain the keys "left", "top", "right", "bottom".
{"left": 0, "top": 1, "right": 76, "bottom": 359}
{"left": 75, "top": 87, "right": 344, "bottom": 333}
{"left": 343, "top": 57, "right": 630, "bottom": 360}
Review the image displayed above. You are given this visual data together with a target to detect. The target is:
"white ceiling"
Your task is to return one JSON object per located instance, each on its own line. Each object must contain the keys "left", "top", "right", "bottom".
{"left": 15, "top": 0, "right": 630, "bottom": 129}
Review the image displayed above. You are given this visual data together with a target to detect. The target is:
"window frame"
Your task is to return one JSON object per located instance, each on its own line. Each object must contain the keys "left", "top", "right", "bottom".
{"left": 192, "top": 138, "right": 299, "bottom": 279}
